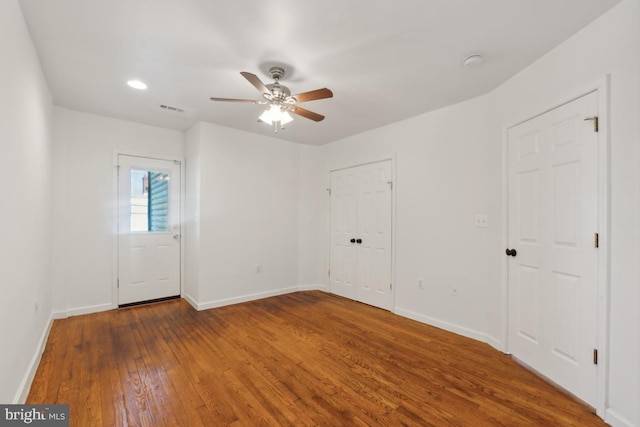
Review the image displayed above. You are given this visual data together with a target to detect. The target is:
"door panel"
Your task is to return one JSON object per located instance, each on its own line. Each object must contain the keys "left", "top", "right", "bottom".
{"left": 552, "top": 272, "right": 579, "bottom": 362}
{"left": 517, "top": 265, "right": 540, "bottom": 343}
{"left": 507, "top": 92, "right": 598, "bottom": 406}
{"left": 118, "top": 155, "right": 181, "bottom": 305}
{"left": 517, "top": 170, "right": 540, "bottom": 242}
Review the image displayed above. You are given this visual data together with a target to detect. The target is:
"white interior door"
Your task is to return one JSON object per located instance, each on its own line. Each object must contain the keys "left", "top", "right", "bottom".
{"left": 330, "top": 160, "right": 393, "bottom": 310}
{"left": 507, "top": 92, "right": 599, "bottom": 405}
{"left": 118, "top": 155, "right": 181, "bottom": 305}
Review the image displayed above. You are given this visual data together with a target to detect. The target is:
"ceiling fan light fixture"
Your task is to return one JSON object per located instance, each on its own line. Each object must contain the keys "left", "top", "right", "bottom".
{"left": 279, "top": 110, "right": 293, "bottom": 125}
{"left": 259, "top": 104, "right": 293, "bottom": 126}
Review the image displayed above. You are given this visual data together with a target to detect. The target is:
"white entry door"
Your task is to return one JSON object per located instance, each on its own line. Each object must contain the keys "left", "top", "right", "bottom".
{"left": 330, "top": 160, "right": 393, "bottom": 310}
{"left": 118, "top": 155, "right": 181, "bottom": 305}
{"left": 507, "top": 92, "right": 599, "bottom": 406}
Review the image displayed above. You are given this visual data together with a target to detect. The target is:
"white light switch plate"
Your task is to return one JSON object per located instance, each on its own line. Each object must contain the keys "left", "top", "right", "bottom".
{"left": 475, "top": 214, "right": 488, "bottom": 227}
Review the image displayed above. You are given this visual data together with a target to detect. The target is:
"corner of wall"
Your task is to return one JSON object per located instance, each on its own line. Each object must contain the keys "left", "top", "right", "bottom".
{"left": 13, "top": 314, "right": 55, "bottom": 403}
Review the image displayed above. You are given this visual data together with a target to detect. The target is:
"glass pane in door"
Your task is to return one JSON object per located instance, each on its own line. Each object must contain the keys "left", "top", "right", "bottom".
{"left": 130, "top": 169, "right": 170, "bottom": 232}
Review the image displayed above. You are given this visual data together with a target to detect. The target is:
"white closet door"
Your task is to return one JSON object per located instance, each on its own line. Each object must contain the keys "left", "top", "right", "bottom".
{"left": 507, "top": 92, "right": 599, "bottom": 405}
{"left": 330, "top": 160, "right": 393, "bottom": 311}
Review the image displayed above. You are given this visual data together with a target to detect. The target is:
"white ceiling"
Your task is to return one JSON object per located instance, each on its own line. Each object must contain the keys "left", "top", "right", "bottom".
{"left": 19, "top": 0, "right": 621, "bottom": 145}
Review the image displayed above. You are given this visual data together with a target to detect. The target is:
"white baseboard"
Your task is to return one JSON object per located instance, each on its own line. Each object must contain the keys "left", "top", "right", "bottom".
{"left": 605, "top": 409, "right": 636, "bottom": 427}
{"left": 182, "top": 292, "right": 199, "bottom": 310}
{"left": 52, "top": 285, "right": 330, "bottom": 316}
{"left": 14, "top": 313, "right": 54, "bottom": 403}
{"left": 395, "top": 307, "right": 501, "bottom": 349}
{"left": 483, "top": 334, "right": 503, "bottom": 352}
{"left": 297, "top": 284, "right": 328, "bottom": 292}
{"left": 190, "top": 284, "right": 327, "bottom": 311}
{"left": 53, "top": 302, "right": 114, "bottom": 319}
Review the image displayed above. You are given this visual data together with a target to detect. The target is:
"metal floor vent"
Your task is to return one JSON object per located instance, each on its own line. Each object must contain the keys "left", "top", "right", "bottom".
{"left": 160, "top": 104, "right": 185, "bottom": 113}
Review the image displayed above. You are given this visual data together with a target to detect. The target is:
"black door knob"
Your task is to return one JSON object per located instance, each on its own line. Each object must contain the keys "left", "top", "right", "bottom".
{"left": 356, "top": 239, "right": 362, "bottom": 244}
{"left": 350, "top": 238, "right": 356, "bottom": 243}
{"left": 505, "top": 248, "right": 517, "bottom": 257}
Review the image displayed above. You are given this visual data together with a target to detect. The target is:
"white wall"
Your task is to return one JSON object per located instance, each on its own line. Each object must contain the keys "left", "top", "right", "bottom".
{"left": 492, "top": 1, "right": 639, "bottom": 425}
{"left": 184, "top": 122, "right": 302, "bottom": 309}
{"left": 52, "top": 108, "right": 184, "bottom": 316}
{"left": 184, "top": 123, "right": 202, "bottom": 304}
{"left": 298, "top": 1, "right": 639, "bottom": 425}
{"left": 0, "top": 0, "right": 54, "bottom": 403}
{"left": 298, "top": 145, "right": 329, "bottom": 289}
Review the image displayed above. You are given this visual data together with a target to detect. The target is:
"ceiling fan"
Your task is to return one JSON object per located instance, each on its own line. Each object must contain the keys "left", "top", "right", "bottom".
{"left": 210, "top": 66, "right": 333, "bottom": 132}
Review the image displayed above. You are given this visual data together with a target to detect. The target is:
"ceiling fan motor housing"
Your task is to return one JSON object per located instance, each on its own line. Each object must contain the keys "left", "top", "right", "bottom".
{"left": 269, "top": 66, "right": 286, "bottom": 81}
{"left": 266, "top": 83, "right": 291, "bottom": 101}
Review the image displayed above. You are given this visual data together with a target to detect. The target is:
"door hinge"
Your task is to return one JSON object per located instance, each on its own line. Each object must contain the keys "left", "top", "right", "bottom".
{"left": 328, "top": 269, "right": 331, "bottom": 276}
{"left": 594, "top": 232, "right": 599, "bottom": 248}
{"left": 584, "top": 116, "right": 599, "bottom": 133}
{"left": 390, "top": 283, "right": 393, "bottom": 290}
{"left": 117, "top": 278, "right": 120, "bottom": 289}
{"left": 593, "top": 349, "right": 598, "bottom": 365}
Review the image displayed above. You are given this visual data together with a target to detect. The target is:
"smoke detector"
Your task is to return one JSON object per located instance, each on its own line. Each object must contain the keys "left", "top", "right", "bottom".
{"left": 462, "top": 54, "right": 484, "bottom": 67}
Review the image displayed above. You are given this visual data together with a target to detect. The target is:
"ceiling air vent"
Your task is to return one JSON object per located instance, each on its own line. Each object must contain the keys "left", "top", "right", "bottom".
{"left": 159, "top": 104, "right": 185, "bottom": 113}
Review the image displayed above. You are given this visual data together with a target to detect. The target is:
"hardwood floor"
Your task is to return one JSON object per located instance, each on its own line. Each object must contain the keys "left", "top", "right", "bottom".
{"left": 28, "top": 291, "right": 606, "bottom": 426}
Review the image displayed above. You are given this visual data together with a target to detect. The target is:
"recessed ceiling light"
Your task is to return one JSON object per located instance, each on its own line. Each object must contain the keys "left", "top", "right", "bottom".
{"left": 127, "top": 79, "right": 147, "bottom": 90}
{"left": 462, "top": 54, "right": 484, "bottom": 68}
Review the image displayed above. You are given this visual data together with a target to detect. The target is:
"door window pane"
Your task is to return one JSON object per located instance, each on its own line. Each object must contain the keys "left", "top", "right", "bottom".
{"left": 130, "top": 169, "right": 170, "bottom": 232}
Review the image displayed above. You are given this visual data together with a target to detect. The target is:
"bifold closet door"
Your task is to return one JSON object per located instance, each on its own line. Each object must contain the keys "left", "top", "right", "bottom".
{"left": 330, "top": 160, "right": 393, "bottom": 310}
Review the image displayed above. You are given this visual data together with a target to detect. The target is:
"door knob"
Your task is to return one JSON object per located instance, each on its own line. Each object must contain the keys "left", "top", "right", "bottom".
{"left": 350, "top": 238, "right": 356, "bottom": 243}
{"left": 356, "top": 239, "right": 362, "bottom": 244}
{"left": 173, "top": 234, "right": 181, "bottom": 240}
{"left": 505, "top": 248, "right": 517, "bottom": 257}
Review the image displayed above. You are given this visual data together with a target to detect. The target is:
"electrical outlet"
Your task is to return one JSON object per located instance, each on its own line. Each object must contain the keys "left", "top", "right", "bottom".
{"left": 451, "top": 284, "right": 459, "bottom": 297}
{"left": 418, "top": 279, "right": 425, "bottom": 290}
{"left": 474, "top": 214, "right": 488, "bottom": 228}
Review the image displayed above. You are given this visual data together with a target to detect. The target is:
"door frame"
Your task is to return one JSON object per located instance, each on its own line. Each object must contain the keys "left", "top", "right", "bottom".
{"left": 501, "top": 76, "right": 610, "bottom": 416}
{"left": 111, "top": 151, "right": 186, "bottom": 309}
{"left": 327, "top": 155, "right": 397, "bottom": 312}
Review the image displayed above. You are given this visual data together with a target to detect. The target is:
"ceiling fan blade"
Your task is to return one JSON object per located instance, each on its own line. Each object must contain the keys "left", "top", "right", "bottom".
{"left": 291, "top": 106, "right": 325, "bottom": 122}
{"left": 240, "top": 72, "right": 270, "bottom": 95}
{"left": 291, "top": 88, "right": 333, "bottom": 103}
{"left": 210, "top": 97, "right": 257, "bottom": 103}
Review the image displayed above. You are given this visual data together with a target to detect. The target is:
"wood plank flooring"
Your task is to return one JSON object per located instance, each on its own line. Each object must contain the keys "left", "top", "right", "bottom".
{"left": 28, "top": 291, "right": 606, "bottom": 426}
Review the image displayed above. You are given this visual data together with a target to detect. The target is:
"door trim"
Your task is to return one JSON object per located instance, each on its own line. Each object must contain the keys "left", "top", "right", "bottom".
{"left": 500, "top": 75, "right": 610, "bottom": 417}
{"left": 328, "top": 155, "right": 397, "bottom": 312}
{"left": 111, "top": 151, "right": 186, "bottom": 309}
